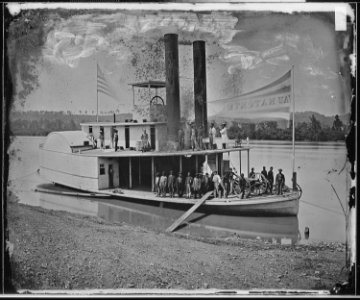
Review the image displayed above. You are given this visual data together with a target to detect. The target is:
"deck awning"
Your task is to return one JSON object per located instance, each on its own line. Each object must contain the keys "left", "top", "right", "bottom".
{"left": 129, "top": 80, "right": 166, "bottom": 89}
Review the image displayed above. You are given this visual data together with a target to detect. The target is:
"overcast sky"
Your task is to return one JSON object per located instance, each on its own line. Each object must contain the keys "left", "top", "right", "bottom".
{"left": 9, "top": 3, "right": 354, "bottom": 118}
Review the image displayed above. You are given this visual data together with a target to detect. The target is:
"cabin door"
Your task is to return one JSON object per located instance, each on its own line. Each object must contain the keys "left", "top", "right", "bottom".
{"left": 108, "top": 164, "right": 114, "bottom": 188}
{"left": 125, "top": 126, "right": 130, "bottom": 148}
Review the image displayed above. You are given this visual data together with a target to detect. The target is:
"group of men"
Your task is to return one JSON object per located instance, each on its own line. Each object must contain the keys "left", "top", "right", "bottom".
{"left": 154, "top": 169, "right": 246, "bottom": 200}
{"left": 177, "top": 121, "right": 229, "bottom": 151}
{"left": 155, "top": 171, "right": 210, "bottom": 199}
{"left": 249, "top": 166, "right": 286, "bottom": 195}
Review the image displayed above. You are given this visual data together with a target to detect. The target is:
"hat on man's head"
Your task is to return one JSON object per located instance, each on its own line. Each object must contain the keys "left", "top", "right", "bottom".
{"left": 279, "top": 168, "right": 282, "bottom": 172}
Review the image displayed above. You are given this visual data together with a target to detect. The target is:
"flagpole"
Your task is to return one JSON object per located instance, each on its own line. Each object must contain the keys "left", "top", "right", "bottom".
{"left": 96, "top": 63, "right": 99, "bottom": 123}
{"left": 291, "top": 65, "right": 296, "bottom": 190}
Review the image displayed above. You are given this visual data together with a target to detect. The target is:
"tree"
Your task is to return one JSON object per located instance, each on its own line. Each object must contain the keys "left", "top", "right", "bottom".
{"left": 308, "top": 114, "right": 322, "bottom": 141}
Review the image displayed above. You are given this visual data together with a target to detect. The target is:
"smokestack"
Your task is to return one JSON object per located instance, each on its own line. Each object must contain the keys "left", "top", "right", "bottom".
{"left": 193, "top": 40, "right": 208, "bottom": 137}
{"left": 164, "top": 34, "right": 181, "bottom": 142}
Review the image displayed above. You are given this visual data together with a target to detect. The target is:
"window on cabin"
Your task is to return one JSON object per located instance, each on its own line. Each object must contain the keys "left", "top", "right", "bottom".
{"left": 100, "top": 164, "right": 105, "bottom": 175}
{"left": 89, "top": 126, "right": 93, "bottom": 133}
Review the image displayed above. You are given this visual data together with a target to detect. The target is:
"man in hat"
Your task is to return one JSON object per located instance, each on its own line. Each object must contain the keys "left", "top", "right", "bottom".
{"left": 155, "top": 172, "right": 161, "bottom": 196}
{"left": 267, "top": 166, "right": 274, "bottom": 194}
{"left": 239, "top": 173, "right": 247, "bottom": 199}
{"left": 275, "top": 168, "right": 285, "bottom": 195}
{"left": 159, "top": 171, "right": 168, "bottom": 197}
{"left": 192, "top": 173, "right": 202, "bottom": 199}
{"left": 175, "top": 172, "right": 184, "bottom": 197}
{"left": 99, "top": 130, "right": 105, "bottom": 149}
{"left": 113, "top": 130, "right": 119, "bottom": 152}
{"left": 249, "top": 167, "right": 256, "bottom": 179}
{"left": 201, "top": 172, "right": 210, "bottom": 194}
{"left": 209, "top": 122, "right": 216, "bottom": 149}
{"left": 190, "top": 123, "right": 198, "bottom": 151}
{"left": 220, "top": 122, "right": 228, "bottom": 149}
{"left": 167, "top": 170, "right": 175, "bottom": 198}
{"left": 212, "top": 171, "right": 222, "bottom": 198}
{"left": 185, "top": 172, "right": 193, "bottom": 199}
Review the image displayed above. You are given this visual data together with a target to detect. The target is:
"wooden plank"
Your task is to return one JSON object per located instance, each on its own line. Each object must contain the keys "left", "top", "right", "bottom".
{"left": 165, "top": 191, "right": 213, "bottom": 233}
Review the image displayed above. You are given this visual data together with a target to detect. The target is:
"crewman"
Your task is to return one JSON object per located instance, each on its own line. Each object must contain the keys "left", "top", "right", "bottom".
{"left": 185, "top": 172, "right": 193, "bottom": 199}
{"left": 212, "top": 171, "right": 221, "bottom": 198}
{"left": 209, "top": 122, "right": 216, "bottom": 149}
{"left": 167, "top": 170, "right": 175, "bottom": 198}
{"left": 267, "top": 166, "right": 274, "bottom": 194}
{"left": 175, "top": 172, "right": 184, "bottom": 197}
{"left": 249, "top": 168, "right": 256, "bottom": 178}
{"left": 239, "top": 173, "right": 247, "bottom": 199}
{"left": 192, "top": 174, "right": 202, "bottom": 199}
{"left": 275, "top": 168, "right": 285, "bottom": 195}
{"left": 220, "top": 122, "right": 228, "bottom": 149}
{"left": 159, "top": 171, "right": 168, "bottom": 197}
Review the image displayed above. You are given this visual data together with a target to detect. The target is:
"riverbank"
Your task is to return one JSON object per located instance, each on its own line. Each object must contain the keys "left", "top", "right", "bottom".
{"left": 6, "top": 199, "right": 349, "bottom": 294}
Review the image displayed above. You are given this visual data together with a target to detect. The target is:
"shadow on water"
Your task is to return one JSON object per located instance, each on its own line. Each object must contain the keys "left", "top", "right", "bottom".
{"left": 36, "top": 184, "right": 300, "bottom": 245}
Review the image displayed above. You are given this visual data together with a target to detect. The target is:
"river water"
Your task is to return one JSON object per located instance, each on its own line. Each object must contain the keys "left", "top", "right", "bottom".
{"left": 7, "top": 136, "right": 350, "bottom": 244}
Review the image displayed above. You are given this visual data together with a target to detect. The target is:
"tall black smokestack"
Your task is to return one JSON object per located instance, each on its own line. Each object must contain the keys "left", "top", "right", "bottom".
{"left": 164, "top": 34, "right": 181, "bottom": 142}
{"left": 193, "top": 40, "right": 208, "bottom": 137}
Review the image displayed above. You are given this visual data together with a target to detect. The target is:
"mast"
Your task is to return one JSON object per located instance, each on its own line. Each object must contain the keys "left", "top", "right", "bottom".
{"left": 96, "top": 62, "right": 99, "bottom": 123}
{"left": 291, "top": 65, "right": 296, "bottom": 190}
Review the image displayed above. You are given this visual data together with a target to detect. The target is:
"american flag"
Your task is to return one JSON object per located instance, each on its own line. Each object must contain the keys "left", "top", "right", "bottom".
{"left": 97, "top": 64, "right": 117, "bottom": 99}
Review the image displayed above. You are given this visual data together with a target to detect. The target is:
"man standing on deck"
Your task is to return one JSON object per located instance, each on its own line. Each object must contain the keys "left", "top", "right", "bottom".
{"left": 249, "top": 168, "right": 256, "bottom": 178}
{"left": 167, "top": 170, "right": 175, "bottom": 198}
{"left": 185, "top": 172, "right": 193, "bottom": 199}
{"left": 159, "top": 171, "right": 168, "bottom": 197}
{"left": 176, "top": 172, "right": 184, "bottom": 197}
{"left": 209, "top": 122, "right": 216, "bottom": 149}
{"left": 275, "top": 168, "right": 285, "bottom": 195}
{"left": 267, "top": 166, "right": 274, "bottom": 194}
{"left": 113, "top": 130, "right": 118, "bottom": 152}
{"left": 212, "top": 171, "right": 221, "bottom": 198}
{"left": 192, "top": 174, "right": 202, "bottom": 199}
{"left": 190, "top": 123, "right": 198, "bottom": 151}
{"left": 220, "top": 122, "right": 228, "bottom": 149}
{"left": 239, "top": 173, "right": 247, "bottom": 199}
{"left": 99, "top": 130, "right": 105, "bottom": 149}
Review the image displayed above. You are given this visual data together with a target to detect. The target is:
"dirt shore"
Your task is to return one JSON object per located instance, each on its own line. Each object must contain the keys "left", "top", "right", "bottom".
{"left": 6, "top": 200, "right": 348, "bottom": 293}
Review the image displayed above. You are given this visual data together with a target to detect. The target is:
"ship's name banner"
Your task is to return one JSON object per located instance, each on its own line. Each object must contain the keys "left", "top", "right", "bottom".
{"left": 209, "top": 70, "right": 292, "bottom": 121}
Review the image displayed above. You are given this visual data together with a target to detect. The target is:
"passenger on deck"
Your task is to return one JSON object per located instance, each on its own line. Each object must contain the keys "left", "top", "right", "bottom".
{"left": 192, "top": 174, "right": 202, "bottom": 199}
{"left": 167, "top": 170, "right": 175, "bottom": 198}
{"left": 175, "top": 172, "right": 184, "bottom": 197}
{"left": 212, "top": 171, "right": 221, "bottom": 198}
{"left": 276, "top": 169, "right": 285, "bottom": 195}
{"left": 159, "top": 171, "right": 167, "bottom": 197}
{"left": 201, "top": 173, "right": 210, "bottom": 194}
{"left": 190, "top": 123, "right": 198, "bottom": 151}
{"left": 249, "top": 168, "right": 256, "bottom": 178}
{"left": 261, "top": 166, "right": 268, "bottom": 179}
{"left": 220, "top": 122, "right": 228, "bottom": 149}
{"left": 87, "top": 132, "right": 96, "bottom": 149}
{"left": 267, "top": 166, "right": 274, "bottom": 194}
{"left": 185, "top": 172, "right": 193, "bottom": 199}
{"left": 209, "top": 122, "right": 216, "bottom": 149}
{"left": 99, "top": 131, "right": 105, "bottom": 149}
{"left": 222, "top": 171, "right": 230, "bottom": 198}
{"left": 155, "top": 172, "right": 161, "bottom": 196}
{"left": 113, "top": 130, "right": 119, "bottom": 152}
{"left": 239, "top": 173, "right": 247, "bottom": 199}
{"left": 141, "top": 129, "right": 150, "bottom": 152}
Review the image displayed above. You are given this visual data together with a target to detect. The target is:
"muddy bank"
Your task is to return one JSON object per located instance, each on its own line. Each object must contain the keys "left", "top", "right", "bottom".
{"left": 6, "top": 201, "right": 348, "bottom": 292}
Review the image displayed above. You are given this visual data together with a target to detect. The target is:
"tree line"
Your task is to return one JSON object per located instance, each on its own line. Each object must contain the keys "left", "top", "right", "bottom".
{"left": 10, "top": 111, "right": 347, "bottom": 141}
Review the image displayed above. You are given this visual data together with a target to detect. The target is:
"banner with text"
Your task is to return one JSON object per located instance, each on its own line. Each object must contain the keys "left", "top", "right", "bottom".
{"left": 208, "top": 70, "right": 292, "bottom": 121}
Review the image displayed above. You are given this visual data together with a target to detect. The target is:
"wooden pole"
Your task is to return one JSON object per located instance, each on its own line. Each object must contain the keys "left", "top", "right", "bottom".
{"left": 215, "top": 153, "right": 218, "bottom": 173}
{"left": 139, "top": 157, "right": 141, "bottom": 185}
{"left": 151, "top": 156, "right": 155, "bottom": 192}
{"left": 239, "top": 150, "right": 242, "bottom": 175}
{"left": 195, "top": 155, "right": 198, "bottom": 174}
{"left": 96, "top": 63, "right": 99, "bottom": 123}
{"left": 291, "top": 65, "right": 297, "bottom": 190}
{"left": 247, "top": 149, "right": 250, "bottom": 177}
{"left": 129, "top": 157, "right": 132, "bottom": 189}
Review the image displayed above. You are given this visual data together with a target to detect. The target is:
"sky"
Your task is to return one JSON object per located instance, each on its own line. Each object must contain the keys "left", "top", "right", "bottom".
{"left": 8, "top": 3, "right": 355, "bottom": 119}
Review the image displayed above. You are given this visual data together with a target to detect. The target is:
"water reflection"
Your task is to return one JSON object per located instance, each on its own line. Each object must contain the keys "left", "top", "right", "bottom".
{"left": 37, "top": 185, "right": 300, "bottom": 244}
